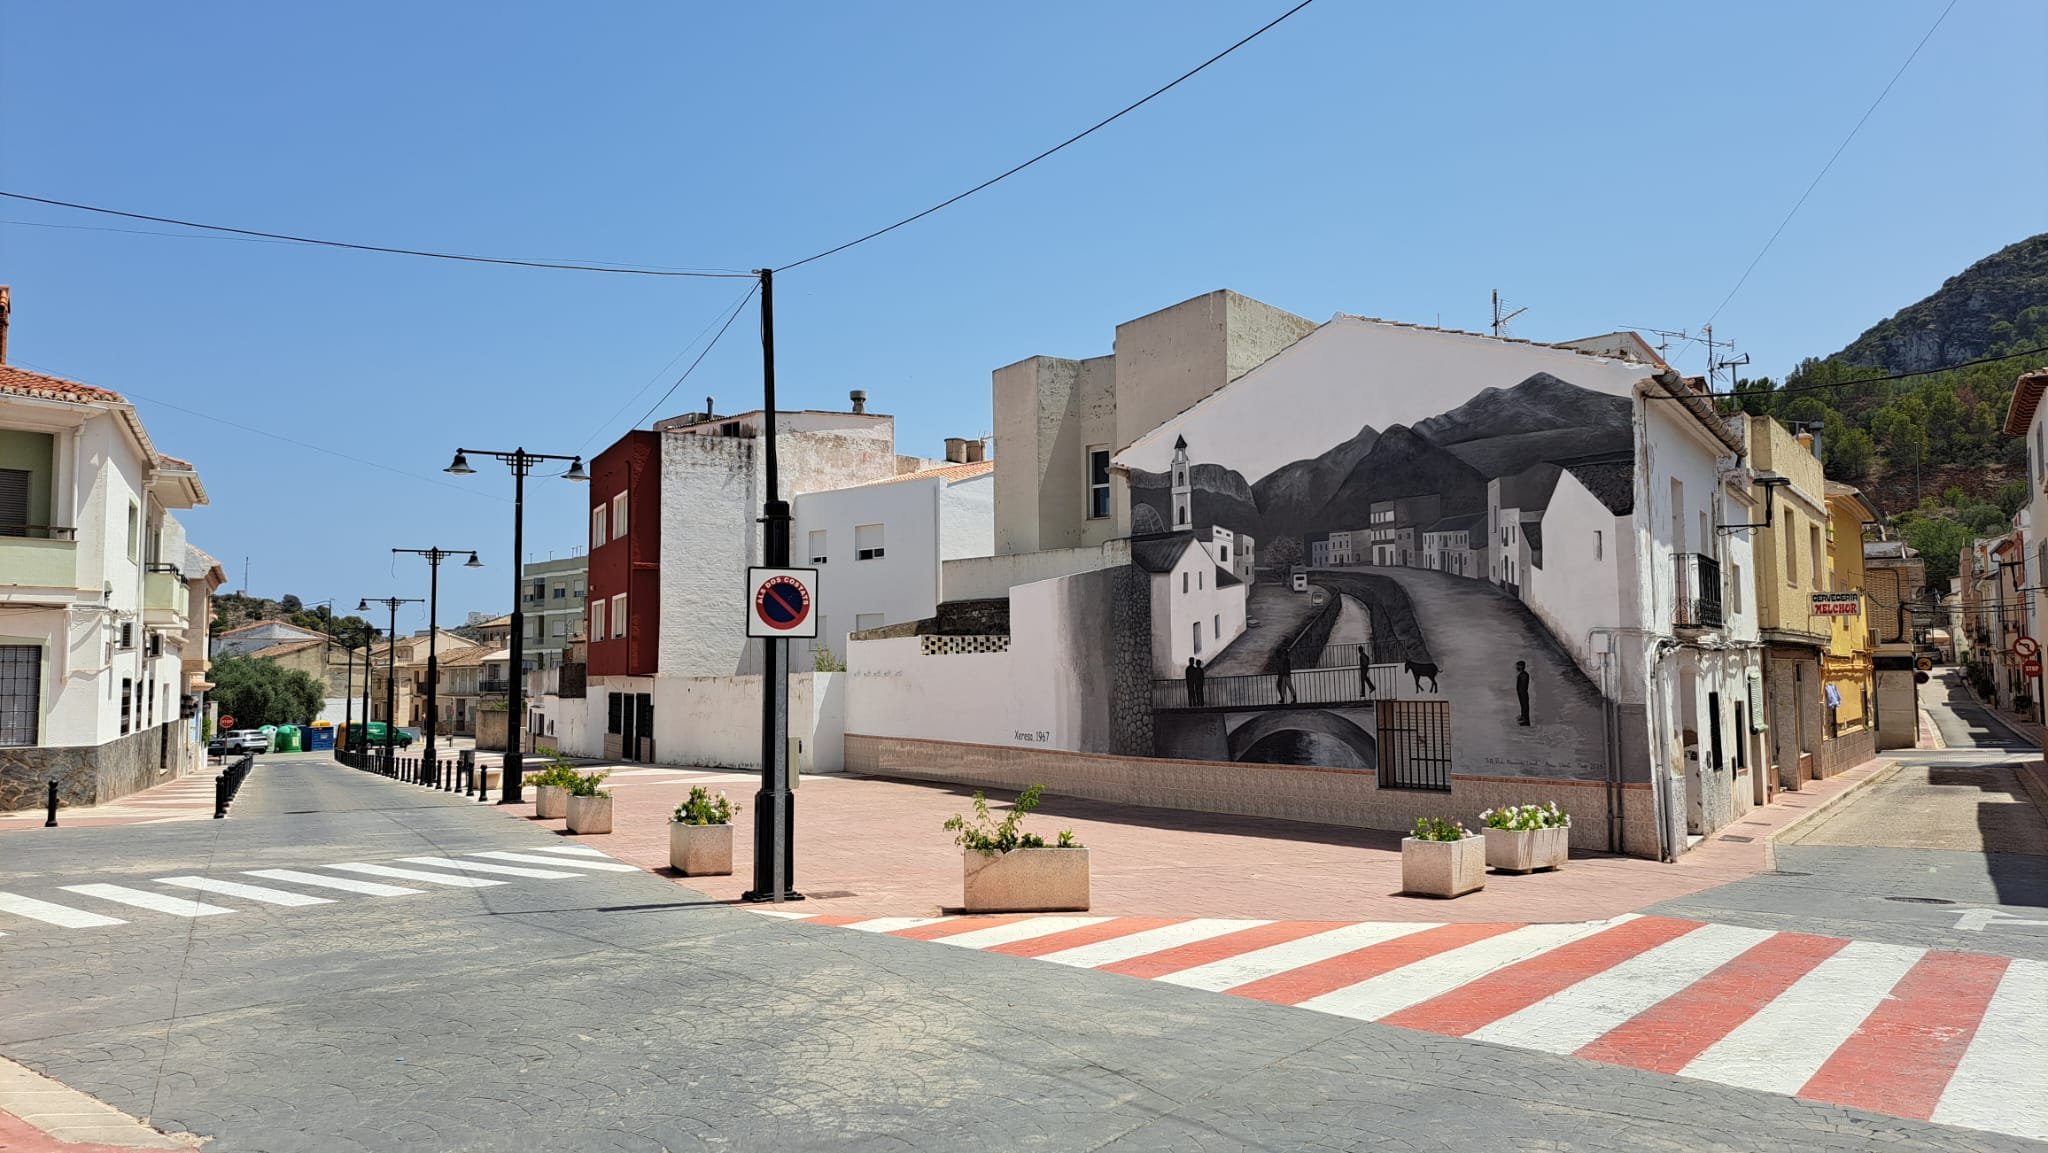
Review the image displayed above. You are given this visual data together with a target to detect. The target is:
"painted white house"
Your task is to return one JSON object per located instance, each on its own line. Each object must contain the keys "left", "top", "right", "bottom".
{"left": 792, "top": 458, "right": 994, "bottom": 666}
{"left": 0, "top": 356, "right": 215, "bottom": 808}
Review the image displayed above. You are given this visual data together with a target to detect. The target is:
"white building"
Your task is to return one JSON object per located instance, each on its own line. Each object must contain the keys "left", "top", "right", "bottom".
{"left": 0, "top": 355, "right": 216, "bottom": 808}
{"left": 792, "top": 458, "right": 994, "bottom": 666}
{"left": 2005, "top": 368, "right": 2048, "bottom": 720}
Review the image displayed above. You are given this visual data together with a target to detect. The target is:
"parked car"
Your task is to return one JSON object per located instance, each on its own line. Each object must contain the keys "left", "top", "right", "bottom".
{"left": 358, "top": 721, "right": 415, "bottom": 749}
{"left": 225, "top": 729, "right": 270, "bottom": 755}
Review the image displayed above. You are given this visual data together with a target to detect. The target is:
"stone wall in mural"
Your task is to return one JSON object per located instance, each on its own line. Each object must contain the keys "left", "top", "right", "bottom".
{"left": 1132, "top": 371, "right": 1638, "bottom": 783}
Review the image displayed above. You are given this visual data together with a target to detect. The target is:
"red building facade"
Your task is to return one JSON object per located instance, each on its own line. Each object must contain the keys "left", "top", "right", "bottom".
{"left": 585, "top": 430, "right": 661, "bottom": 678}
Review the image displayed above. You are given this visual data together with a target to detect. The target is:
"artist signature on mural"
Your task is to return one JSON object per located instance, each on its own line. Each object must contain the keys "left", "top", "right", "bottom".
{"left": 1013, "top": 730, "right": 1051, "bottom": 744}
{"left": 1484, "top": 755, "right": 1597, "bottom": 773}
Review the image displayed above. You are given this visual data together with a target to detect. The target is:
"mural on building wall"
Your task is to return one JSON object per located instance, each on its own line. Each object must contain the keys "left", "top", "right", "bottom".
{"left": 1129, "top": 372, "right": 1636, "bottom": 782}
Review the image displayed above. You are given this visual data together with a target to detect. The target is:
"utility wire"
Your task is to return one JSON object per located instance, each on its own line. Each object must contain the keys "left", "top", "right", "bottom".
{"left": 631, "top": 280, "right": 761, "bottom": 432}
{"left": 579, "top": 281, "right": 765, "bottom": 453}
{"left": 1642, "top": 345, "right": 2047, "bottom": 401}
{"left": 774, "top": 0, "right": 1318, "bottom": 272}
{"left": 1669, "top": 0, "right": 1958, "bottom": 365}
{"left": 0, "top": 191, "right": 755, "bottom": 278}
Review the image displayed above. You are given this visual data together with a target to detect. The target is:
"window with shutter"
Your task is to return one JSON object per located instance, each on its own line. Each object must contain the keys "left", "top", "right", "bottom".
{"left": 0, "top": 469, "right": 29, "bottom": 537}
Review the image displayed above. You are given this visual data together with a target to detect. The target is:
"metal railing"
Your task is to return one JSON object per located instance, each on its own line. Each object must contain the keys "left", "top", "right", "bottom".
{"left": 1377, "top": 700, "right": 1451, "bottom": 791}
{"left": 1673, "top": 552, "right": 1724, "bottom": 629}
{"left": 1153, "top": 662, "right": 1407, "bottom": 711}
{"left": 479, "top": 679, "right": 512, "bottom": 695}
{"left": 0, "top": 524, "right": 77, "bottom": 539}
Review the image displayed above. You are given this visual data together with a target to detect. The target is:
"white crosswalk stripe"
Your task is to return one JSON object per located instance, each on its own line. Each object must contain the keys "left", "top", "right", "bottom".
{"left": 244, "top": 869, "right": 424, "bottom": 896}
{"left": 156, "top": 876, "right": 335, "bottom": 907}
{"left": 1933, "top": 958, "right": 2048, "bottom": 1140}
{"left": 525, "top": 845, "right": 613, "bottom": 859}
{"left": 471, "top": 850, "right": 638, "bottom": 872}
{"left": 328, "top": 862, "right": 505, "bottom": 887}
{"left": 1160, "top": 922, "right": 1443, "bottom": 992}
{"left": 845, "top": 916, "right": 949, "bottom": 933}
{"left": 1677, "top": 941, "right": 1925, "bottom": 1095}
{"left": 1470, "top": 922, "right": 1774, "bottom": 1054}
{"left": 1040, "top": 919, "right": 1271, "bottom": 969}
{"left": 1295, "top": 919, "right": 1625, "bottom": 1020}
{"left": 0, "top": 891, "right": 127, "bottom": 928}
{"left": 397, "top": 856, "right": 582, "bottom": 879}
{"left": 933, "top": 916, "right": 1111, "bottom": 949}
{"left": 62, "top": 884, "right": 236, "bottom": 917}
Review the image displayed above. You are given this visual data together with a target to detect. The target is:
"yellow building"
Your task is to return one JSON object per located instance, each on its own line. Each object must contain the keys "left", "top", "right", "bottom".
{"left": 1822, "top": 480, "right": 1880, "bottom": 748}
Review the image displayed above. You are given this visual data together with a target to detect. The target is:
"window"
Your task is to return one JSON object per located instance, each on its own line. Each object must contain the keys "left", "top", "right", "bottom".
{"left": 120, "top": 677, "right": 132, "bottom": 734}
{"left": 1784, "top": 520, "right": 1798, "bottom": 585}
{"left": 1214, "top": 614, "right": 1221, "bottom": 641}
{"left": 612, "top": 492, "right": 628, "bottom": 539}
{"left": 1086, "top": 447, "right": 1111, "bottom": 520}
{"left": 0, "top": 468, "right": 29, "bottom": 537}
{"left": 855, "top": 612, "right": 885, "bottom": 633}
{"left": 809, "top": 529, "right": 829, "bottom": 564}
{"left": 1670, "top": 478, "right": 1685, "bottom": 554}
{"left": 529, "top": 580, "right": 545, "bottom": 601}
{"left": 1219, "top": 543, "right": 1230, "bottom": 564}
{"left": 610, "top": 593, "right": 627, "bottom": 638}
{"left": 1593, "top": 529, "right": 1604, "bottom": 561}
{"left": 1193, "top": 620, "right": 1204, "bottom": 655}
{"left": 590, "top": 600, "right": 606, "bottom": 642}
{"left": 552, "top": 583, "right": 567, "bottom": 600}
{"left": 591, "top": 505, "right": 608, "bottom": 548}
{"left": 1732, "top": 562, "right": 1744, "bottom": 613}
{"left": 1810, "top": 526, "right": 1823, "bottom": 592}
{"left": 0, "top": 646, "right": 47, "bottom": 743}
{"left": 552, "top": 618, "right": 568, "bottom": 638}
{"left": 607, "top": 692, "right": 623, "bottom": 734}
{"left": 1198, "top": 570, "right": 1204, "bottom": 590}
{"left": 126, "top": 501, "right": 139, "bottom": 561}
{"left": 855, "top": 523, "right": 885, "bottom": 561}
{"left": 116, "top": 621, "right": 134, "bottom": 650}
{"left": 1182, "top": 572, "right": 1189, "bottom": 594}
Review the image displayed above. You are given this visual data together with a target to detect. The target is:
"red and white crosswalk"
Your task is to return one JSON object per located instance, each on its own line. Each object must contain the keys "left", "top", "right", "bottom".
{"left": 756, "top": 909, "right": 2048, "bottom": 1143}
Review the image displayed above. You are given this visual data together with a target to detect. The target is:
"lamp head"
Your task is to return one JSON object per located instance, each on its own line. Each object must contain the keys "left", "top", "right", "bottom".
{"left": 357, "top": 598, "right": 370, "bottom": 612}
{"left": 445, "top": 451, "right": 475, "bottom": 476}
{"left": 465, "top": 552, "right": 483, "bottom": 568}
{"left": 564, "top": 457, "right": 588, "bottom": 482}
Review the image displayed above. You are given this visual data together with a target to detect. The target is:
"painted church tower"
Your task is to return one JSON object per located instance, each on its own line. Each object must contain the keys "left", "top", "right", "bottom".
{"left": 1171, "top": 435, "right": 1192, "bottom": 529}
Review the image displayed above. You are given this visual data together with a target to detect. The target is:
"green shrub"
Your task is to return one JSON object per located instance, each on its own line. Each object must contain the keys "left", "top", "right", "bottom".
{"left": 943, "top": 784, "right": 1081, "bottom": 855}
{"left": 566, "top": 770, "right": 610, "bottom": 798}
{"left": 1411, "top": 816, "right": 1470, "bottom": 842}
{"left": 672, "top": 786, "right": 737, "bottom": 825}
{"left": 524, "top": 762, "right": 582, "bottom": 790}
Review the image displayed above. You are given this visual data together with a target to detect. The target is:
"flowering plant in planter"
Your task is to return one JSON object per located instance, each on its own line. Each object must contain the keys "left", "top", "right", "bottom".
{"left": 565, "top": 770, "right": 610, "bottom": 798}
{"left": 672, "top": 787, "right": 737, "bottom": 826}
{"left": 1478, "top": 802, "right": 1570, "bottom": 831}
{"left": 1410, "top": 815, "right": 1473, "bottom": 841}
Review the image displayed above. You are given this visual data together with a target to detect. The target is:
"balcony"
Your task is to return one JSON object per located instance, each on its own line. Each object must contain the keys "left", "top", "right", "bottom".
{"left": 143, "top": 571, "right": 189, "bottom": 626}
{"left": 478, "top": 678, "right": 512, "bottom": 695}
{"left": 1673, "top": 552, "right": 1725, "bottom": 630}
{"left": 0, "top": 525, "right": 77, "bottom": 594}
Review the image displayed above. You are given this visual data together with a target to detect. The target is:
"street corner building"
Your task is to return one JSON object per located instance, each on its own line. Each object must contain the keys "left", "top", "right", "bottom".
{"left": 0, "top": 290, "right": 223, "bottom": 809}
{"left": 839, "top": 291, "right": 1874, "bottom": 862}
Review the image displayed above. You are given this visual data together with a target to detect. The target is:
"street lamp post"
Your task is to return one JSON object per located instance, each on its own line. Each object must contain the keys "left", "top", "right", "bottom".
{"left": 359, "top": 596, "right": 421, "bottom": 771}
{"left": 446, "top": 447, "right": 587, "bottom": 803}
{"left": 359, "top": 632, "right": 375, "bottom": 761}
{"left": 393, "top": 547, "right": 481, "bottom": 785}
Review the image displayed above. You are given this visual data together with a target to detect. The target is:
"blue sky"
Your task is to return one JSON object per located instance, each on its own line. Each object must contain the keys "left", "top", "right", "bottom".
{"left": 3, "top": 1, "right": 2043, "bottom": 627}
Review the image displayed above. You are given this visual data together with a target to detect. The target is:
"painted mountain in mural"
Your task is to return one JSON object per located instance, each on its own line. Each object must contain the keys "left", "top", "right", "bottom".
{"left": 1251, "top": 423, "right": 1379, "bottom": 538}
{"left": 1411, "top": 372, "right": 1632, "bottom": 481}
{"left": 1313, "top": 425, "right": 1488, "bottom": 527}
{"left": 1128, "top": 461, "right": 1261, "bottom": 537}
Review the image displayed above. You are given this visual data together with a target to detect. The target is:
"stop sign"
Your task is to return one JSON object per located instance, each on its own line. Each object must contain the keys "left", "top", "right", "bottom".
{"left": 219, "top": 714, "right": 236, "bottom": 728}
{"left": 2024, "top": 659, "right": 2042, "bottom": 679}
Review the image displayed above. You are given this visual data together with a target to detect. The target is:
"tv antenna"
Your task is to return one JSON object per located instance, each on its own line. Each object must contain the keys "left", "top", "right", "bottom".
{"left": 1491, "top": 290, "right": 1528, "bottom": 338}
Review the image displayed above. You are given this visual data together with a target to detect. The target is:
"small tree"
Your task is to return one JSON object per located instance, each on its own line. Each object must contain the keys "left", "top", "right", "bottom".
{"left": 209, "top": 653, "right": 326, "bottom": 727}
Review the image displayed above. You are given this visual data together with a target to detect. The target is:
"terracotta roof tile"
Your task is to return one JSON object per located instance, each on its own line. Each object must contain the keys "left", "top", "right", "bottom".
{"left": 159, "top": 454, "right": 195, "bottom": 470}
{"left": 0, "top": 363, "right": 126, "bottom": 405}
{"left": 862, "top": 459, "right": 995, "bottom": 486}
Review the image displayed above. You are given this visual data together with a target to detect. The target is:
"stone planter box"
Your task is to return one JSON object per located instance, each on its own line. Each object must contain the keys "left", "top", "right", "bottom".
{"left": 1401, "top": 836, "right": 1486, "bottom": 898}
{"left": 533, "top": 784, "right": 567, "bottom": 820}
{"left": 962, "top": 847, "right": 1089, "bottom": 913}
{"left": 670, "top": 822, "right": 734, "bottom": 876}
{"left": 1484, "top": 826, "right": 1569, "bottom": 873}
{"left": 565, "top": 794, "right": 612, "bottom": 835}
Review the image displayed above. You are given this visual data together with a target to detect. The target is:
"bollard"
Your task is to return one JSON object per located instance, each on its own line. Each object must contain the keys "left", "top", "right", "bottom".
{"left": 214, "top": 774, "right": 227, "bottom": 819}
{"left": 44, "top": 779, "right": 57, "bottom": 828}
{"left": 444, "top": 761, "right": 454, "bottom": 792}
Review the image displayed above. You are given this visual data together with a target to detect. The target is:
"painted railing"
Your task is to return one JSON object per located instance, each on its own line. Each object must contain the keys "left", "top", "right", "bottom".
{"left": 1152, "top": 663, "right": 1408, "bottom": 711}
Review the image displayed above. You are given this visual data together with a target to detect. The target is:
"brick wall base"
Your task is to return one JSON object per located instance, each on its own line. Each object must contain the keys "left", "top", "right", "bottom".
{"left": 845, "top": 733, "right": 1659, "bottom": 859}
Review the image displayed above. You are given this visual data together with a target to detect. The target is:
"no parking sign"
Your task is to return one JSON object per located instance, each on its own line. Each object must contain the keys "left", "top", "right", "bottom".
{"left": 747, "top": 567, "right": 820, "bottom": 639}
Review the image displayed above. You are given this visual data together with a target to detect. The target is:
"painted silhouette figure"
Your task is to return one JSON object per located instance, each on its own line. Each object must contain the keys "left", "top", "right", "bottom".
{"left": 1405, "top": 660, "right": 1440, "bottom": 693}
{"left": 1516, "top": 660, "right": 1531, "bottom": 726}
{"left": 1186, "top": 656, "right": 1206, "bottom": 707}
{"left": 1359, "top": 643, "right": 1376, "bottom": 697}
{"left": 1276, "top": 647, "right": 1295, "bottom": 704}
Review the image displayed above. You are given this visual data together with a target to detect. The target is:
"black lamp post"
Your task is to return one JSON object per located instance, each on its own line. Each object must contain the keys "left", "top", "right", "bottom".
{"left": 393, "top": 547, "right": 481, "bottom": 784}
{"left": 359, "top": 631, "right": 376, "bottom": 760}
{"left": 358, "top": 596, "right": 421, "bottom": 770}
{"left": 342, "top": 638, "right": 361, "bottom": 760}
{"left": 445, "top": 447, "right": 587, "bottom": 803}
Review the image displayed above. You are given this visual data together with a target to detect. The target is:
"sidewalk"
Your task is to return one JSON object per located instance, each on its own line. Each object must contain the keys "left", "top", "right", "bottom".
{"left": 483, "top": 755, "right": 1892, "bottom": 923}
{"left": 0, "top": 771, "right": 217, "bottom": 835}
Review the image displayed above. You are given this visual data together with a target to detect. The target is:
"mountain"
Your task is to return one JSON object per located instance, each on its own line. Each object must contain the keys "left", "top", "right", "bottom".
{"left": 1412, "top": 372, "right": 1632, "bottom": 445}
{"left": 1832, "top": 233, "right": 2048, "bottom": 373}
{"left": 1128, "top": 461, "right": 1262, "bottom": 538}
{"left": 1313, "top": 425, "right": 1489, "bottom": 528}
{"left": 1251, "top": 423, "right": 1379, "bottom": 537}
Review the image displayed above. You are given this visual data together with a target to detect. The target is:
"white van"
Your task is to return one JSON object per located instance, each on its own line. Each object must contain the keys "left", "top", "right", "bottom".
{"left": 1290, "top": 567, "right": 1308, "bottom": 593}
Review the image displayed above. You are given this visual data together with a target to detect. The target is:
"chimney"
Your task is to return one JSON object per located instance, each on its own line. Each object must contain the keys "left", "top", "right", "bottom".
{"left": 705, "top": 396, "right": 714, "bottom": 418}
{"left": 0, "top": 285, "right": 10, "bottom": 365}
{"left": 964, "top": 438, "right": 985, "bottom": 463}
{"left": 849, "top": 389, "right": 867, "bottom": 415}
{"left": 944, "top": 437, "right": 968, "bottom": 464}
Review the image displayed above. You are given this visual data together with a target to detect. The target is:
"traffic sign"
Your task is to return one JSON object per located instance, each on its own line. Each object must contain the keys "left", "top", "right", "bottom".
{"left": 1915, "top": 656, "right": 1934, "bottom": 672}
{"left": 746, "top": 567, "right": 820, "bottom": 638}
{"left": 2025, "top": 658, "right": 2042, "bottom": 679}
{"left": 2016, "top": 636, "right": 2040, "bottom": 659}
{"left": 219, "top": 715, "right": 236, "bottom": 729}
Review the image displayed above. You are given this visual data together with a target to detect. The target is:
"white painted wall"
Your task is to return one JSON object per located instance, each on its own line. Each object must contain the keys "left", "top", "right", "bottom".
{"left": 793, "top": 474, "right": 940, "bottom": 668}
{"left": 938, "top": 473, "right": 994, "bottom": 560}
{"left": 1148, "top": 538, "right": 1246, "bottom": 676}
{"left": 648, "top": 671, "right": 843, "bottom": 772}
{"left": 1521, "top": 472, "right": 1627, "bottom": 685}
{"left": 942, "top": 541, "right": 1125, "bottom": 602}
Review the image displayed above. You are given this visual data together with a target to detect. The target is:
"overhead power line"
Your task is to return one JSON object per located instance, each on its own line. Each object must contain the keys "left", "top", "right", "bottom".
{"left": 1671, "top": 0, "right": 1958, "bottom": 364}
{"left": 1642, "top": 345, "right": 2048, "bottom": 401}
{"left": 0, "top": 191, "right": 755, "bottom": 278}
{"left": 775, "top": 0, "right": 1317, "bottom": 273}
{"left": 631, "top": 280, "right": 762, "bottom": 432}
